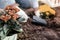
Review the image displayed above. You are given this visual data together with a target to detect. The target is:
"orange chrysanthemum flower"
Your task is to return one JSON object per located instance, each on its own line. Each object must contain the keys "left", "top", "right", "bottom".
{"left": 0, "top": 14, "right": 11, "bottom": 22}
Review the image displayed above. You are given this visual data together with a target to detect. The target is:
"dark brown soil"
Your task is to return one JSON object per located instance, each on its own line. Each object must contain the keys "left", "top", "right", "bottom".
{"left": 17, "top": 7, "right": 60, "bottom": 40}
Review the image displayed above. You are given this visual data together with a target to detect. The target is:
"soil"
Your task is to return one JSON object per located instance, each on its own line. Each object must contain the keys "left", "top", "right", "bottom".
{"left": 17, "top": 7, "right": 60, "bottom": 40}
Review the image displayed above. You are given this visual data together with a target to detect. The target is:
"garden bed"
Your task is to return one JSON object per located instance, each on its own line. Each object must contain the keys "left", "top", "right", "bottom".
{"left": 17, "top": 7, "right": 60, "bottom": 40}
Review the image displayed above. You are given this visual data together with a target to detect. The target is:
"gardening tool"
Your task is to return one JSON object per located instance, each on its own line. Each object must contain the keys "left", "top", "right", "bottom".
{"left": 32, "top": 16, "right": 47, "bottom": 26}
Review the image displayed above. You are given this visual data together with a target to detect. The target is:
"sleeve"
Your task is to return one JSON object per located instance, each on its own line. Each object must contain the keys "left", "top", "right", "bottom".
{"left": 0, "top": 0, "right": 15, "bottom": 9}
{"left": 30, "top": 0, "right": 39, "bottom": 8}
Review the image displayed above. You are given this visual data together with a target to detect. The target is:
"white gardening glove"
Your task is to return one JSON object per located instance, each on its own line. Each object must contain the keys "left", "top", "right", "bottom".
{"left": 34, "top": 10, "right": 40, "bottom": 17}
{"left": 16, "top": 6, "right": 29, "bottom": 22}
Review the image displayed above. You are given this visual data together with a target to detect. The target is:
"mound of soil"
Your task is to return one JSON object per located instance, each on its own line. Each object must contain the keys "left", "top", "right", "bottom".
{"left": 17, "top": 7, "right": 60, "bottom": 40}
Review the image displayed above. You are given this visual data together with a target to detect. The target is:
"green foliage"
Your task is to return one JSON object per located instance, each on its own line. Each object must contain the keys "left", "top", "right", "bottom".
{"left": 0, "top": 9, "right": 23, "bottom": 40}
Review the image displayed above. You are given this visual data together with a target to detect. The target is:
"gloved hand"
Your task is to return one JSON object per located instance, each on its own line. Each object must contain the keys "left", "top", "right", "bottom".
{"left": 16, "top": 6, "right": 29, "bottom": 22}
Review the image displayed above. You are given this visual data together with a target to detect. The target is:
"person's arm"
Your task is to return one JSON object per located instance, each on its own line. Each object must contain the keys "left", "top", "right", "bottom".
{"left": 24, "top": 0, "right": 40, "bottom": 16}
{"left": 31, "top": 0, "right": 40, "bottom": 17}
{"left": 24, "top": 0, "right": 40, "bottom": 17}
{"left": 0, "top": 0, "right": 16, "bottom": 9}
{"left": 24, "top": 8, "right": 34, "bottom": 13}
{"left": 31, "top": 0, "right": 39, "bottom": 8}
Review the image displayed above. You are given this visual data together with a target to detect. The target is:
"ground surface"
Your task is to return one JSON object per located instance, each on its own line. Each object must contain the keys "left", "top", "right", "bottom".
{"left": 17, "top": 7, "right": 60, "bottom": 40}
